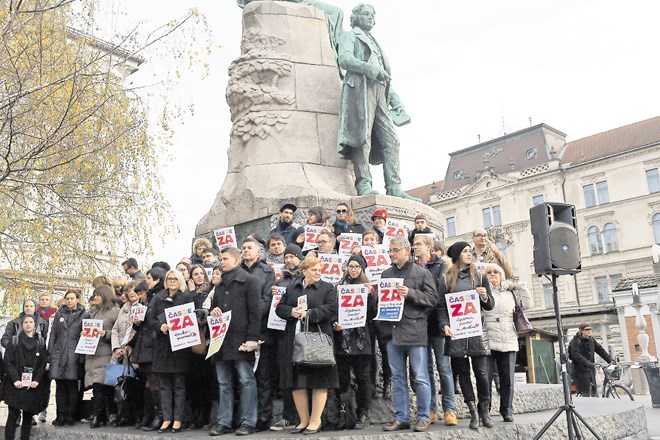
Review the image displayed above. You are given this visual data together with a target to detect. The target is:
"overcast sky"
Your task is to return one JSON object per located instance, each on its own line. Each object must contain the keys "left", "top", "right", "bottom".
{"left": 108, "top": 1, "right": 660, "bottom": 267}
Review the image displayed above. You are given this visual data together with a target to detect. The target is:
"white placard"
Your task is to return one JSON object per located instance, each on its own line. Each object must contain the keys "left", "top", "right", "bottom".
{"left": 213, "top": 226, "right": 238, "bottom": 250}
{"left": 206, "top": 311, "right": 232, "bottom": 359}
{"left": 374, "top": 278, "right": 404, "bottom": 322}
{"left": 165, "top": 302, "right": 201, "bottom": 351}
{"left": 131, "top": 304, "right": 148, "bottom": 322}
{"left": 319, "top": 253, "right": 344, "bottom": 285}
{"left": 75, "top": 319, "right": 104, "bottom": 355}
{"left": 363, "top": 245, "right": 391, "bottom": 284}
{"left": 338, "top": 233, "right": 362, "bottom": 257}
{"left": 338, "top": 284, "right": 368, "bottom": 329}
{"left": 302, "top": 225, "right": 326, "bottom": 251}
{"left": 21, "top": 372, "right": 33, "bottom": 387}
{"left": 382, "top": 219, "right": 411, "bottom": 246}
{"left": 446, "top": 290, "right": 483, "bottom": 340}
{"left": 272, "top": 264, "right": 284, "bottom": 283}
{"left": 267, "top": 287, "right": 287, "bottom": 331}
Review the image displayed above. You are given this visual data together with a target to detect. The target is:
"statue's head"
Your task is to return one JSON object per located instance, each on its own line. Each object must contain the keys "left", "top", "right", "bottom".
{"left": 350, "top": 3, "right": 376, "bottom": 31}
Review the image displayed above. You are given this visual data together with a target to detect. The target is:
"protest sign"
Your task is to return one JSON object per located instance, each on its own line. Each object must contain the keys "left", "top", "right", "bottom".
{"left": 267, "top": 287, "right": 287, "bottom": 331}
{"left": 319, "top": 253, "right": 344, "bottom": 285}
{"left": 206, "top": 311, "right": 232, "bottom": 359}
{"left": 338, "top": 284, "right": 368, "bottom": 329}
{"left": 21, "top": 372, "right": 32, "bottom": 387}
{"left": 165, "top": 302, "right": 201, "bottom": 351}
{"left": 131, "top": 304, "right": 148, "bottom": 322}
{"left": 363, "top": 245, "right": 391, "bottom": 284}
{"left": 374, "top": 278, "right": 404, "bottom": 321}
{"left": 338, "top": 233, "right": 362, "bottom": 257}
{"left": 272, "top": 264, "right": 284, "bottom": 283}
{"left": 382, "top": 219, "right": 411, "bottom": 246}
{"left": 302, "top": 225, "right": 326, "bottom": 251}
{"left": 213, "top": 226, "right": 238, "bottom": 250}
{"left": 205, "top": 267, "right": 213, "bottom": 280}
{"left": 297, "top": 295, "right": 307, "bottom": 311}
{"left": 445, "top": 290, "right": 483, "bottom": 340}
{"left": 75, "top": 319, "right": 104, "bottom": 355}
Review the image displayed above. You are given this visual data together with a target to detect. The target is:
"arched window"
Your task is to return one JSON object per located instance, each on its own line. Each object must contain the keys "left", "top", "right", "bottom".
{"left": 588, "top": 226, "right": 602, "bottom": 255}
{"left": 602, "top": 223, "right": 618, "bottom": 252}
{"left": 654, "top": 213, "right": 660, "bottom": 244}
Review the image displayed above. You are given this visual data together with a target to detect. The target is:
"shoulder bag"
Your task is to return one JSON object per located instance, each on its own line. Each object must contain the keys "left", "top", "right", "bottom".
{"left": 512, "top": 289, "right": 533, "bottom": 334}
{"left": 292, "top": 319, "right": 335, "bottom": 367}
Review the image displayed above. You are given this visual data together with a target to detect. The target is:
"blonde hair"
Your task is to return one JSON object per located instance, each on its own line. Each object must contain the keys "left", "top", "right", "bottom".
{"left": 165, "top": 269, "right": 187, "bottom": 292}
{"left": 299, "top": 255, "right": 322, "bottom": 271}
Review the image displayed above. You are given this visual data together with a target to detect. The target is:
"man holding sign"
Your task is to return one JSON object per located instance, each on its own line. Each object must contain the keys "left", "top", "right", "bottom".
{"left": 208, "top": 247, "right": 261, "bottom": 437}
{"left": 379, "top": 237, "right": 437, "bottom": 433}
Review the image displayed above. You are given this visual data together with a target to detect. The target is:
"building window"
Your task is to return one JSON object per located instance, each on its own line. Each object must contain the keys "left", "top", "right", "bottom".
{"left": 483, "top": 205, "right": 502, "bottom": 228}
{"left": 602, "top": 223, "right": 618, "bottom": 252}
{"left": 647, "top": 169, "right": 660, "bottom": 193}
{"left": 610, "top": 273, "right": 623, "bottom": 292}
{"left": 653, "top": 213, "right": 660, "bottom": 244}
{"left": 583, "top": 181, "right": 609, "bottom": 207}
{"left": 495, "top": 241, "right": 507, "bottom": 258}
{"left": 526, "top": 148, "right": 537, "bottom": 160}
{"left": 543, "top": 284, "right": 554, "bottom": 309}
{"left": 453, "top": 170, "right": 464, "bottom": 180}
{"left": 588, "top": 226, "right": 603, "bottom": 255}
{"left": 595, "top": 276, "right": 609, "bottom": 303}
{"left": 447, "top": 217, "right": 456, "bottom": 237}
{"left": 532, "top": 195, "right": 544, "bottom": 205}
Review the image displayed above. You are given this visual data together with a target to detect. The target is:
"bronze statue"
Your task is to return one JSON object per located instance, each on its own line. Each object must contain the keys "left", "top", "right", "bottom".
{"left": 337, "top": 4, "right": 418, "bottom": 201}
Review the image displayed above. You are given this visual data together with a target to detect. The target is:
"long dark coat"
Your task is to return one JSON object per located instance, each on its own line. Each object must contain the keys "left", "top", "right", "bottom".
{"left": 2, "top": 333, "right": 49, "bottom": 414}
{"left": 240, "top": 260, "right": 276, "bottom": 345}
{"left": 337, "top": 26, "right": 402, "bottom": 165}
{"left": 128, "top": 293, "right": 157, "bottom": 365}
{"left": 1, "top": 313, "right": 47, "bottom": 349}
{"left": 209, "top": 266, "right": 261, "bottom": 362}
{"left": 147, "top": 289, "right": 201, "bottom": 374}
{"left": 438, "top": 267, "right": 494, "bottom": 358}
{"left": 333, "top": 277, "right": 377, "bottom": 356}
{"left": 48, "top": 304, "right": 90, "bottom": 380}
{"left": 275, "top": 277, "right": 339, "bottom": 390}
{"left": 569, "top": 331, "right": 613, "bottom": 395}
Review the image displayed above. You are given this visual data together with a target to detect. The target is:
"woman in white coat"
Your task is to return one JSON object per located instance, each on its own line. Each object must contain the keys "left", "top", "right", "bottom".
{"left": 482, "top": 264, "right": 532, "bottom": 422}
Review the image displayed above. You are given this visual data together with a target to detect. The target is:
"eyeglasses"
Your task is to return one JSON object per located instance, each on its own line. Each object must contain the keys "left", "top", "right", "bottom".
{"left": 388, "top": 248, "right": 404, "bottom": 254}
{"left": 317, "top": 240, "right": 329, "bottom": 245}
{"left": 166, "top": 277, "right": 178, "bottom": 282}
{"left": 412, "top": 242, "right": 425, "bottom": 247}
{"left": 347, "top": 265, "right": 362, "bottom": 270}
{"left": 473, "top": 233, "right": 487, "bottom": 238}
{"left": 336, "top": 209, "right": 347, "bottom": 214}
{"left": 486, "top": 271, "right": 499, "bottom": 275}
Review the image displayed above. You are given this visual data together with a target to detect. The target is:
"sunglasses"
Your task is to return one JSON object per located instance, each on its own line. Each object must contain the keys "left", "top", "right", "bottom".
{"left": 336, "top": 209, "right": 347, "bottom": 214}
{"left": 486, "top": 271, "right": 499, "bottom": 275}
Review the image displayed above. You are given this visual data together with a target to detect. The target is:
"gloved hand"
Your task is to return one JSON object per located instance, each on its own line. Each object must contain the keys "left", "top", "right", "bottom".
{"left": 196, "top": 309, "right": 208, "bottom": 322}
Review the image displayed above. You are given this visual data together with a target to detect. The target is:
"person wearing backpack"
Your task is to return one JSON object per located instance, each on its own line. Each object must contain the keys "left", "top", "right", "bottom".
{"left": 2, "top": 315, "right": 49, "bottom": 440}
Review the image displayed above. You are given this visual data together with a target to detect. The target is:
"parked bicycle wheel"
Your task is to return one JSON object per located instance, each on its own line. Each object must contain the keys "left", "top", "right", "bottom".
{"left": 604, "top": 384, "right": 634, "bottom": 401}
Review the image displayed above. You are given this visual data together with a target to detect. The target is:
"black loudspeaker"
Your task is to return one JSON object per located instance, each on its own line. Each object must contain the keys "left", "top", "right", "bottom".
{"left": 530, "top": 202, "right": 581, "bottom": 276}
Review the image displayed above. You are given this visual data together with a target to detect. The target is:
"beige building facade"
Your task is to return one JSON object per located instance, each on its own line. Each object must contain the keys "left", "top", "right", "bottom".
{"left": 409, "top": 116, "right": 660, "bottom": 359}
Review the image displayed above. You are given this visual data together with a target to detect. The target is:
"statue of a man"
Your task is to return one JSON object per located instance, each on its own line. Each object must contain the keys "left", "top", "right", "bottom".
{"left": 337, "top": 4, "right": 419, "bottom": 201}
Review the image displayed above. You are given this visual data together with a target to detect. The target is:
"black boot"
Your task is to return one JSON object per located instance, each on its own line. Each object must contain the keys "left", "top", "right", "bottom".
{"left": 143, "top": 405, "right": 162, "bottom": 432}
{"left": 466, "top": 401, "right": 479, "bottom": 429}
{"left": 478, "top": 400, "right": 493, "bottom": 428}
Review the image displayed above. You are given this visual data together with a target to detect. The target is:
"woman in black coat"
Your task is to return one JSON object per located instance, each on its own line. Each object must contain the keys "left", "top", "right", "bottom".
{"left": 1, "top": 299, "right": 47, "bottom": 349}
{"left": 3, "top": 315, "right": 49, "bottom": 440}
{"left": 568, "top": 323, "right": 613, "bottom": 397}
{"left": 146, "top": 269, "right": 201, "bottom": 433}
{"left": 332, "top": 254, "right": 376, "bottom": 429}
{"left": 438, "top": 242, "right": 494, "bottom": 430}
{"left": 48, "top": 290, "right": 90, "bottom": 426}
{"left": 276, "top": 255, "right": 338, "bottom": 435}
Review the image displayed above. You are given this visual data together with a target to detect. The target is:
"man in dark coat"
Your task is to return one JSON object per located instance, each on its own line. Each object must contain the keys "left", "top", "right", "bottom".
{"left": 568, "top": 323, "right": 613, "bottom": 397}
{"left": 379, "top": 237, "right": 437, "bottom": 433}
{"left": 336, "top": 4, "right": 419, "bottom": 201}
{"left": 270, "top": 203, "right": 300, "bottom": 245}
{"left": 408, "top": 214, "right": 434, "bottom": 248}
{"left": 241, "top": 237, "right": 277, "bottom": 431}
{"left": 208, "top": 247, "right": 262, "bottom": 436}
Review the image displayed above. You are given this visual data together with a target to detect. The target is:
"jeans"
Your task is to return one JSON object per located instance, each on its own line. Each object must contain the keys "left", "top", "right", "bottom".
{"left": 216, "top": 360, "right": 257, "bottom": 428}
{"left": 387, "top": 341, "right": 430, "bottom": 422}
{"left": 427, "top": 335, "right": 456, "bottom": 413}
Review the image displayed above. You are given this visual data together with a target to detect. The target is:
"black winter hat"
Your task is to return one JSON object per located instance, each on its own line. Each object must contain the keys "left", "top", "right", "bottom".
{"left": 284, "top": 244, "right": 304, "bottom": 261}
{"left": 347, "top": 254, "right": 367, "bottom": 271}
{"left": 447, "top": 241, "right": 470, "bottom": 264}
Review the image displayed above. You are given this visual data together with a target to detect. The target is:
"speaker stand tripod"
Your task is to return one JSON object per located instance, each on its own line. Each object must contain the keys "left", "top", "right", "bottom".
{"left": 533, "top": 274, "right": 603, "bottom": 440}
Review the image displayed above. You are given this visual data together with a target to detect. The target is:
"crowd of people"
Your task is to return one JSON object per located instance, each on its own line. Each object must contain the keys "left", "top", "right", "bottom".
{"left": 1, "top": 201, "right": 547, "bottom": 437}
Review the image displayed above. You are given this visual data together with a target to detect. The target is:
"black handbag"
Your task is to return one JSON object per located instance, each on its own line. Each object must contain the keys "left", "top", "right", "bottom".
{"left": 113, "top": 355, "right": 138, "bottom": 403}
{"left": 512, "top": 291, "right": 533, "bottom": 334}
{"left": 292, "top": 319, "right": 335, "bottom": 367}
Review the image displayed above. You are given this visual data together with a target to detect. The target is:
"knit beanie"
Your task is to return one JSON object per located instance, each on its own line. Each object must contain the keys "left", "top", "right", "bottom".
{"left": 446, "top": 241, "right": 470, "bottom": 264}
{"left": 347, "top": 254, "right": 367, "bottom": 271}
{"left": 284, "top": 244, "right": 304, "bottom": 261}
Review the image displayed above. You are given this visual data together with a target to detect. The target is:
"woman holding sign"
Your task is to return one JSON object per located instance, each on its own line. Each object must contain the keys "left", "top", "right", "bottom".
{"left": 276, "top": 256, "right": 338, "bottom": 435}
{"left": 147, "top": 269, "right": 201, "bottom": 434}
{"left": 332, "top": 254, "right": 377, "bottom": 429}
{"left": 438, "top": 241, "right": 494, "bottom": 430}
{"left": 482, "top": 263, "right": 532, "bottom": 422}
{"left": 2, "top": 315, "right": 49, "bottom": 440}
{"left": 85, "top": 285, "right": 120, "bottom": 428}
{"left": 48, "top": 290, "right": 90, "bottom": 427}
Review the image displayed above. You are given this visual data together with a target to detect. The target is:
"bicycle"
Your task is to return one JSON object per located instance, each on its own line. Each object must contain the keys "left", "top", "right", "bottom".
{"left": 597, "top": 363, "right": 634, "bottom": 400}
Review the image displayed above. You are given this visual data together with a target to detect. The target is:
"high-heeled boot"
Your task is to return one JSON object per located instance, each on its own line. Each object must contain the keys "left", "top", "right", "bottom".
{"left": 478, "top": 400, "right": 494, "bottom": 428}
{"left": 466, "top": 401, "right": 479, "bottom": 429}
